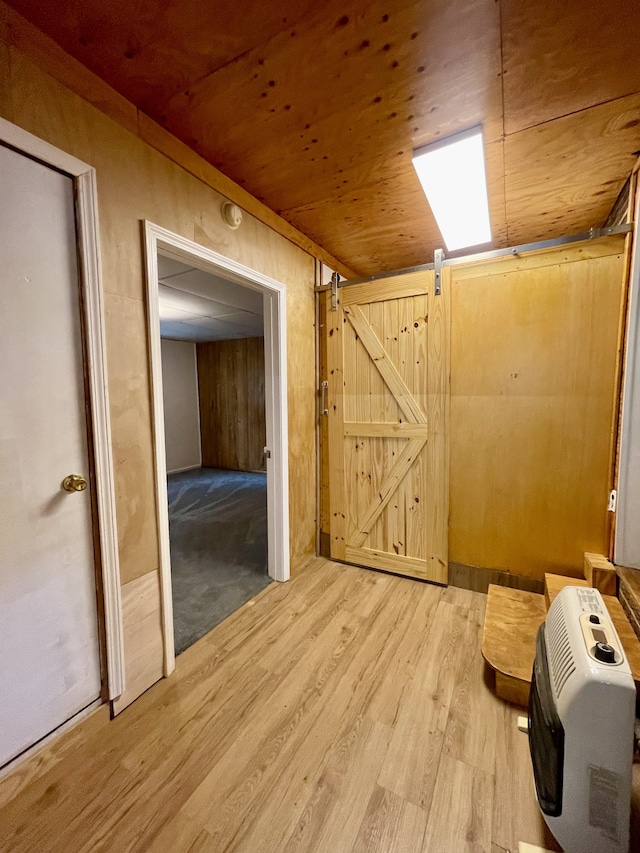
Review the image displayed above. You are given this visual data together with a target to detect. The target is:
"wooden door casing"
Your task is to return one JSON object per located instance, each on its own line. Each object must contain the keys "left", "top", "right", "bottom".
{"left": 326, "top": 270, "right": 450, "bottom": 583}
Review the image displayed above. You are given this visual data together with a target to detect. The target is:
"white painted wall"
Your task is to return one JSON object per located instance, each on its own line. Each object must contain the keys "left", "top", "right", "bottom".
{"left": 616, "top": 193, "right": 640, "bottom": 569}
{"left": 160, "top": 338, "right": 202, "bottom": 474}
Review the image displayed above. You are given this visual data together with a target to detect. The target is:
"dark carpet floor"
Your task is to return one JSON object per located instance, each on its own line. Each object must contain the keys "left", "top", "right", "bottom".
{"left": 167, "top": 467, "right": 270, "bottom": 656}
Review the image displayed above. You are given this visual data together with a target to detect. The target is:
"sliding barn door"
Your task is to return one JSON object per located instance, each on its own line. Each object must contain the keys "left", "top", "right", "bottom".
{"left": 325, "top": 270, "right": 450, "bottom": 583}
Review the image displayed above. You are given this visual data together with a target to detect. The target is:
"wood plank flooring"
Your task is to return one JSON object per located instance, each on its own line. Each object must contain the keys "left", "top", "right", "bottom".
{"left": 0, "top": 558, "right": 561, "bottom": 852}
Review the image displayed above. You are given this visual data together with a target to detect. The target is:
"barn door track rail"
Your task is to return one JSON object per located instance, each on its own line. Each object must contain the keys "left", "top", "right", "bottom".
{"left": 315, "top": 222, "right": 633, "bottom": 295}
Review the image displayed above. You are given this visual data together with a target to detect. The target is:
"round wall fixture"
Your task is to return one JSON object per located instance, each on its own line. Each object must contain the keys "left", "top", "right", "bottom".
{"left": 222, "top": 201, "right": 243, "bottom": 230}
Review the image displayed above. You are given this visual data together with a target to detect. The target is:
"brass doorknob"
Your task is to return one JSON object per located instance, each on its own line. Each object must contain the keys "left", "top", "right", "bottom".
{"left": 62, "top": 474, "right": 88, "bottom": 492}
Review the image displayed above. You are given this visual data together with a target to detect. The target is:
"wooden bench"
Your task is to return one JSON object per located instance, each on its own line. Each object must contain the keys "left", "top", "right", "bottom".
{"left": 482, "top": 566, "right": 640, "bottom": 707}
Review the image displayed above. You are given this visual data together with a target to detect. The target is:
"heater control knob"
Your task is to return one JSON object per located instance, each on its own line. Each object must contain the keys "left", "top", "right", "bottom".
{"left": 594, "top": 642, "right": 616, "bottom": 664}
{"left": 589, "top": 614, "right": 600, "bottom": 624}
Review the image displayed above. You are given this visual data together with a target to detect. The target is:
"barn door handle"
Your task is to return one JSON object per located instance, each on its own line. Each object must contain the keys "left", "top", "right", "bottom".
{"left": 62, "top": 474, "right": 87, "bottom": 492}
{"left": 321, "top": 380, "right": 328, "bottom": 415}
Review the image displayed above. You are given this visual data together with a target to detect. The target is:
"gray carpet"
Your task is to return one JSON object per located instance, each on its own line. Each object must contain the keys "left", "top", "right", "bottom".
{"left": 168, "top": 467, "right": 270, "bottom": 656}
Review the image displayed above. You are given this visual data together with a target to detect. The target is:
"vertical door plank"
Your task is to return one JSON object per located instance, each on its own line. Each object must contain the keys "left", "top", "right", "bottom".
{"left": 327, "top": 293, "right": 346, "bottom": 560}
{"left": 369, "top": 300, "right": 388, "bottom": 552}
{"left": 426, "top": 268, "right": 450, "bottom": 582}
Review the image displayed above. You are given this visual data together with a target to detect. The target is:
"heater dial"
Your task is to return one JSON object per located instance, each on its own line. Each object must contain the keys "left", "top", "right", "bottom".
{"left": 594, "top": 642, "right": 616, "bottom": 664}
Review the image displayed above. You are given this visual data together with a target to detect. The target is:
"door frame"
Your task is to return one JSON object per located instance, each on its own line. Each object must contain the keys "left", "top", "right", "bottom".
{"left": 144, "top": 221, "right": 290, "bottom": 677}
{"left": 0, "top": 117, "right": 125, "bottom": 699}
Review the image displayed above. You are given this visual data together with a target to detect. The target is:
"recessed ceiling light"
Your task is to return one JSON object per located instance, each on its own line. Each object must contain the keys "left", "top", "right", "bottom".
{"left": 412, "top": 126, "right": 492, "bottom": 252}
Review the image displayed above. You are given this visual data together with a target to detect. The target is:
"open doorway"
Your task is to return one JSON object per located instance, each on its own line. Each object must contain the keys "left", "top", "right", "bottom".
{"left": 158, "top": 255, "right": 271, "bottom": 655}
{"left": 144, "top": 223, "right": 289, "bottom": 675}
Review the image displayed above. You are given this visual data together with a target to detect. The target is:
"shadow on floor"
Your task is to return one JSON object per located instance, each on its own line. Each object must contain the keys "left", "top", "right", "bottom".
{"left": 168, "top": 466, "right": 270, "bottom": 655}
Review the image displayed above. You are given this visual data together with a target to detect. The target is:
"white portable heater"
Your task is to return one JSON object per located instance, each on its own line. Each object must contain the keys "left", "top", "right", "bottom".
{"left": 528, "top": 586, "right": 636, "bottom": 853}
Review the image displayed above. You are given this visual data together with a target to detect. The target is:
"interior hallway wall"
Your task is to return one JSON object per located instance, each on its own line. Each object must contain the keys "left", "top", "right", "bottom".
{"left": 161, "top": 339, "right": 201, "bottom": 474}
{"left": 449, "top": 241, "right": 626, "bottom": 581}
{"left": 0, "top": 3, "right": 354, "bottom": 711}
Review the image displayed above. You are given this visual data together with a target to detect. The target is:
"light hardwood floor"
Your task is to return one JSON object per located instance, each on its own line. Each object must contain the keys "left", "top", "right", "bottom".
{"left": 0, "top": 557, "right": 561, "bottom": 852}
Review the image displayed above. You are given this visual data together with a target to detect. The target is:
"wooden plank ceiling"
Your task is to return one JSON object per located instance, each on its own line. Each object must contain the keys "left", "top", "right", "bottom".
{"left": 6, "top": 0, "right": 640, "bottom": 276}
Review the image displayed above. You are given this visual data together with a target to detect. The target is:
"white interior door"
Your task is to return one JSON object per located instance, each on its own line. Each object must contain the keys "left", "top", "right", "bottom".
{"left": 0, "top": 144, "right": 102, "bottom": 768}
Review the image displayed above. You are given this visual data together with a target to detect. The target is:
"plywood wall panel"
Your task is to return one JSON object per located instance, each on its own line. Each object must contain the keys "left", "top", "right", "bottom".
{"left": 111, "top": 571, "right": 164, "bottom": 715}
{"left": 103, "top": 291, "right": 159, "bottom": 586}
{"left": 0, "top": 38, "right": 319, "bottom": 706}
{"left": 0, "top": 39, "right": 13, "bottom": 120}
{"left": 197, "top": 338, "right": 266, "bottom": 474}
{"left": 283, "top": 251, "right": 317, "bottom": 567}
{"left": 450, "top": 247, "right": 625, "bottom": 579}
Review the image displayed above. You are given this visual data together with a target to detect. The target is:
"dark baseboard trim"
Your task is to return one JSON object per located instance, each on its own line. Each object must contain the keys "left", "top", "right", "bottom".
{"left": 449, "top": 561, "right": 545, "bottom": 595}
{"left": 319, "top": 531, "right": 331, "bottom": 558}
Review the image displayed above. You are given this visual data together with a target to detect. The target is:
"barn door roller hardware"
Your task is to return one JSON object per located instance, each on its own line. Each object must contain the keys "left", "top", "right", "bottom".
{"left": 333, "top": 222, "right": 633, "bottom": 290}
{"left": 331, "top": 271, "right": 340, "bottom": 310}
{"left": 434, "top": 248, "right": 444, "bottom": 297}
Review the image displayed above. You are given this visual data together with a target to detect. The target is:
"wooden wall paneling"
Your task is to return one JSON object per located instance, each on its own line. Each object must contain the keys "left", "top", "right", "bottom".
{"left": 103, "top": 291, "right": 159, "bottom": 585}
{"left": 280, "top": 244, "right": 318, "bottom": 569}
{"left": 112, "top": 571, "right": 164, "bottom": 715}
{"left": 0, "top": 33, "right": 322, "bottom": 706}
{"left": 0, "top": 37, "right": 13, "bottom": 120}
{"left": 197, "top": 337, "right": 267, "bottom": 474}
{"left": 450, "top": 243, "right": 625, "bottom": 579}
